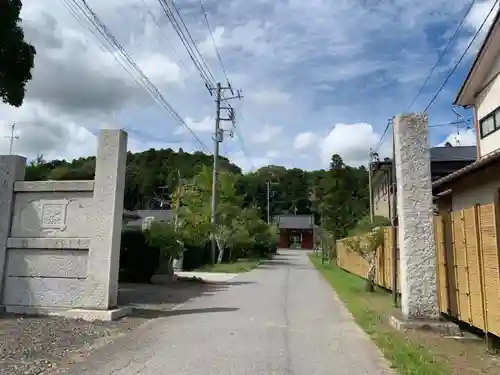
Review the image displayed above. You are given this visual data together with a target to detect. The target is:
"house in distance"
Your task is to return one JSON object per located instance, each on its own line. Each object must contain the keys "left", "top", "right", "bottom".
{"left": 274, "top": 214, "right": 315, "bottom": 249}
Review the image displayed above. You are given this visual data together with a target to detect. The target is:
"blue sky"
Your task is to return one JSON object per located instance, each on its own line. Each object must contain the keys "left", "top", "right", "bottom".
{"left": 0, "top": 0, "right": 498, "bottom": 170}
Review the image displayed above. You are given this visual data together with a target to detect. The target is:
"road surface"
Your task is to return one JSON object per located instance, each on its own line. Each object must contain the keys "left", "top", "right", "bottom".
{"left": 66, "top": 250, "right": 393, "bottom": 375}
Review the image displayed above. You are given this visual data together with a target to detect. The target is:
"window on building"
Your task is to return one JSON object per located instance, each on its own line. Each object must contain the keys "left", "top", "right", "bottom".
{"left": 480, "top": 107, "right": 500, "bottom": 138}
{"left": 495, "top": 110, "right": 500, "bottom": 130}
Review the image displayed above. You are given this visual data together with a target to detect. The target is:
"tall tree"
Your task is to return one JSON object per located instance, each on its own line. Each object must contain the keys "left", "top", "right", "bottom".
{"left": 25, "top": 148, "right": 241, "bottom": 210}
{"left": 1, "top": 0, "right": 36, "bottom": 107}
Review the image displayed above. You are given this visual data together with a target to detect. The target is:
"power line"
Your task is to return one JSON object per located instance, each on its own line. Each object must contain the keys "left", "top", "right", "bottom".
{"left": 233, "top": 124, "right": 254, "bottom": 171}
{"left": 424, "top": 0, "right": 499, "bottom": 112}
{"left": 227, "top": 99, "right": 254, "bottom": 171}
{"left": 198, "top": 0, "right": 230, "bottom": 83}
{"left": 374, "top": 115, "right": 473, "bottom": 156}
{"left": 139, "top": 0, "right": 190, "bottom": 72}
{"left": 165, "top": 1, "right": 254, "bottom": 170}
{"left": 170, "top": 0, "right": 216, "bottom": 83}
{"left": 428, "top": 117, "right": 473, "bottom": 127}
{"left": 62, "top": 0, "right": 211, "bottom": 153}
{"left": 155, "top": 0, "right": 213, "bottom": 88}
{"left": 407, "top": 0, "right": 478, "bottom": 111}
{"left": 156, "top": 0, "right": 215, "bottom": 89}
{"left": 373, "top": 119, "right": 392, "bottom": 154}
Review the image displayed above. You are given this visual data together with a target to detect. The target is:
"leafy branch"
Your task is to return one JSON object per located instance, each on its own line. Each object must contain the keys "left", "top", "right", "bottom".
{"left": 344, "top": 226, "right": 384, "bottom": 292}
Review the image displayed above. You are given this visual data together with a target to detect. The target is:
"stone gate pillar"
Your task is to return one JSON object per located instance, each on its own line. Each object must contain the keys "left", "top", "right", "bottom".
{"left": 0, "top": 156, "right": 26, "bottom": 308}
{"left": 393, "top": 113, "right": 439, "bottom": 320}
{"left": 84, "top": 129, "right": 127, "bottom": 310}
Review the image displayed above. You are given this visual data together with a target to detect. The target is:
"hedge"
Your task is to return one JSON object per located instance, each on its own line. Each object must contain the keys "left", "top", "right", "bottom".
{"left": 119, "top": 229, "right": 160, "bottom": 283}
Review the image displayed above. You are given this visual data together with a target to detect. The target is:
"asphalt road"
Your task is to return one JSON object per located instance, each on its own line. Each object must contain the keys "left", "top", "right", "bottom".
{"left": 66, "top": 250, "right": 393, "bottom": 375}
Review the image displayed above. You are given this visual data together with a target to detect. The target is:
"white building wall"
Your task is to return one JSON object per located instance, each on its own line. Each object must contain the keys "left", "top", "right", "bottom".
{"left": 476, "top": 53, "right": 500, "bottom": 157}
{"left": 451, "top": 178, "right": 500, "bottom": 211}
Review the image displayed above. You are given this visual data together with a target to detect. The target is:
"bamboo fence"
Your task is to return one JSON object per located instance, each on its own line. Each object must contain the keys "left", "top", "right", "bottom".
{"left": 336, "top": 203, "right": 500, "bottom": 337}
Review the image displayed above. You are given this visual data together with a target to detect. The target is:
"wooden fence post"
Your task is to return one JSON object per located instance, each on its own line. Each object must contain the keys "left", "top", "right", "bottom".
{"left": 474, "top": 204, "right": 489, "bottom": 346}
{"left": 441, "top": 213, "right": 452, "bottom": 315}
{"left": 461, "top": 210, "right": 473, "bottom": 325}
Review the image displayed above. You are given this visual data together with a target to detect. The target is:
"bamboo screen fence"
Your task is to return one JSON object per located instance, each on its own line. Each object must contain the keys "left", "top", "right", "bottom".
{"left": 336, "top": 203, "right": 500, "bottom": 337}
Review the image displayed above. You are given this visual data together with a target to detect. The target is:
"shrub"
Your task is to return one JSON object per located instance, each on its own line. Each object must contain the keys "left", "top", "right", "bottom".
{"left": 144, "top": 221, "right": 183, "bottom": 275}
{"left": 348, "top": 215, "right": 390, "bottom": 236}
{"left": 119, "top": 229, "right": 160, "bottom": 283}
{"left": 182, "top": 243, "right": 212, "bottom": 270}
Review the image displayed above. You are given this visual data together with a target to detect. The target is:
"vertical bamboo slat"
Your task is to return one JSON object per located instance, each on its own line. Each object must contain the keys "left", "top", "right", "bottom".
{"left": 333, "top": 208, "right": 500, "bottom": 338}
{"left": 483, "top": 204, "right": 500, "bottom": 336}
{"left": 434, "top": 215, "right": 448, "bottom": 314}
{"left": 464, "top": 207, "right": 483, "bottom": 328}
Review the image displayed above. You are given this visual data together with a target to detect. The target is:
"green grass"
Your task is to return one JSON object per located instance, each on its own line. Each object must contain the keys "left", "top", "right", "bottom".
{"left": 309, "top": 254, "right": 451, "bottom": 375}
{"left": 196, "top": 258, "right": 262, "bottom": 273}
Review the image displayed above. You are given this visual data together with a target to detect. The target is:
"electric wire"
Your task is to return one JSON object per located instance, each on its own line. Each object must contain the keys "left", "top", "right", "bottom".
{"left": 170, "top": 0, "right": 216, "bottom": 83}
{"left": 198, "top": 0, "right": 230, "bottom": 83}
{"left": 140, "top": 0, "right": 190, "bottom": 72}
{"left": 407, "top": 0, "right": 478, "bottom": 111}
{"left": 63, "top": 0, "right": 211, "bottom": 153}
{"left": 424, "top": 0, "right": 499, "bottom": 112}
{"left": 156, "top": 0, "right": 215, "bottom": 88}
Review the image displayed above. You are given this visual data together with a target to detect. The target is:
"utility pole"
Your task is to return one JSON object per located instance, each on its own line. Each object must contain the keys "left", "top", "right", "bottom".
{"left": 267, "top": 181, "right": 271, "bottom": 224}
{"left": 210, "top": 82, "right": 222, "bottom": 265}
{"left": 368, "top": 148, "right": 374, "bottom": 224}
{"left": 390, "top": 118, "right": 398, "bottom": 307}
{"left": 174, "top": 169, "right": 182, "bottom": 230}
{"left": 173, "top": 169, "right": 184, "bottom": 272}
{"left": 452, "top": 109, "right": 462, "bottom": 146}
{"left": 4, "top": 123, "right": 19, "bottom": 155}
{"left": 209, "top": 82, "right": 242, "bottom": 264}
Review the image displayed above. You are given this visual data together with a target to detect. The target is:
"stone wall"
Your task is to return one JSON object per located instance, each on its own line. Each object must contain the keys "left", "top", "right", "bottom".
{"left": 0, "top": 130, "right": 127, "bottom": 315}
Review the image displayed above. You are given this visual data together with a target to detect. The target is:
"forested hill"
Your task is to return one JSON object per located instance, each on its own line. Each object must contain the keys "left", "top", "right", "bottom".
{"left": 25, "top": 148, "right": 240, "bottom": 210}
{"left": 26, "top": 149, "right": 370, "bottom": 237}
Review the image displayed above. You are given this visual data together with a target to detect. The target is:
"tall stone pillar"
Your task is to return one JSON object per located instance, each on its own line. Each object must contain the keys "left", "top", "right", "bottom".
{"left": 84, "top": 129, "right": 127, "bottom": 310}
{"left": 0, "top": 156, "right": 25, "bottom": 308}
{"left": 393, "top": 113, "right": 439, "bottom": 320}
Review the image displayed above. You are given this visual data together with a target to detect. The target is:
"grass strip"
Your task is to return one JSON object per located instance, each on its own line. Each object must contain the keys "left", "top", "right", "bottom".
{"left": 196, "top": 258, "right": 261, "bottom": 273}
{"left": 309, "top": 254, "right": 451, "bottom": 375}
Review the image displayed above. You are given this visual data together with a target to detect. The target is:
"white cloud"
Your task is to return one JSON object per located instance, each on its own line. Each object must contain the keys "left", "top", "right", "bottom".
{"left": 465, "top": 0, "right": 499, "bottom": 31}
{"left": 320, "top": 123, "right": 381, "bottom": 166}
{"left": 175, "top": 116, "right": 214, "bottom": 135}
{"left": 229, "top": 150, "right": 270, "bottom": 172}
{"left": 251, "top": 124, "right": 282, "bottom": 144}
{"left": 266, "top": 150, "right": 281, "bottom": 159}
{"left": 248, "top": 89, "right": 291, "bottom": 106}
{"left": 0, "top": 101, "right": 96, "bottom": 160}
{"left": 437, "top": 128, "right": 477, "bottom": 146}
{"left": 198, "top": 26, "right": 225, "bottom": 58}
{"left": 2, "top": 0, "right": 484, "bottom": 171}
{"left": 294, "top": 132, "right": 318, "bottom": 150}
{"left": 136, "top": 53, "right": 183, "bottom": 86}
{"left": 455, "top": 0, "right": 499, "bottom": 56}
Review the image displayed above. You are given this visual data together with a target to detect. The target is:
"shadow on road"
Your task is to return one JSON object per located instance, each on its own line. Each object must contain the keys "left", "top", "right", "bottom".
{"left": 119, "top": 281, "right": 241, "bottom": 319}
{"left": 131, "top": 307, "right": 239, "bottom": 319}
{"left": 211, "top": 281, "right": 256, "bottom": 286}
{"left": 258, "top": 256, "right": 312, "bottom": 270}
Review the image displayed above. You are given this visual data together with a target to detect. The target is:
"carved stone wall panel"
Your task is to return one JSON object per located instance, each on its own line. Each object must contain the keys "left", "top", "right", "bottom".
{"left": 11, "top": 192, "right": 94, "bottom": 238}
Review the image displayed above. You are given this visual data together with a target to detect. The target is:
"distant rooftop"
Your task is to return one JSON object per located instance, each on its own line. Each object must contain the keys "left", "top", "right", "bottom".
{"left": 275, "top": 215, "right": 314, "bottom": 229}
{"left": 430, "top": 146, "right": 476, "bottom": 162}
{"left": 374, "top": 146, "right": 476, "bottom": 168}
{"left": 126, "top": 209, "right": 174, "bottom": 228}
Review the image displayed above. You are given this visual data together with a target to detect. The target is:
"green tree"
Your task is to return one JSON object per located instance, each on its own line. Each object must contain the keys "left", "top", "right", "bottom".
{"left": 1, "top": 0, "right": 36, "bottom": 107}
{"left": 344, "top": 225, "right": 384, "bottom": 292}
{"left": 144, "top": 221, "right": 183, "bottom": 276}
{"left": 24, "top": 148, "right": 241, "bottom": 210}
